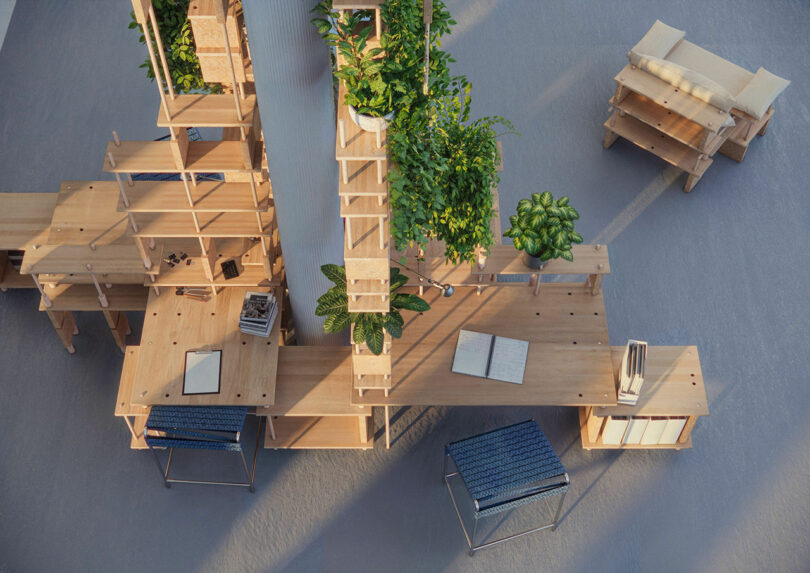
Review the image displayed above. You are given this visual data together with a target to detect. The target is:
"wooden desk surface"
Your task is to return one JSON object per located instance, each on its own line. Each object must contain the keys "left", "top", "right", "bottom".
{"left": 0, "top": 193, "right": 57, "bottom": 250}
{"left": 591, "top": 346, "right": 709, "bottom": 417}
{"left": 353, "top": 285, "right": 617, "bottom": 407}
{"left": 131, "top": 286, "right": 280, "bottom": 406}
{"left": 48, "top": 182, "right": 130, "bottom": 246}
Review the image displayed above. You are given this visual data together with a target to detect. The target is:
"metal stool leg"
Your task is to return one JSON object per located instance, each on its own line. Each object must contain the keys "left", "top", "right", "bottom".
{"left": 551, "top": 490, "right": 567, "bottom": 531}
{"left": 469, "top": 518, "right": 479, "bottom": 556}
{"left": 146, "top": 441, "right": 170, "bottom": 488}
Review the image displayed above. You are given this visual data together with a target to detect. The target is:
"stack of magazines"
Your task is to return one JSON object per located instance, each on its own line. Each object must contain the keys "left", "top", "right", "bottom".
{"left": 238, "top": 291, "right": 277, "bottom": 338}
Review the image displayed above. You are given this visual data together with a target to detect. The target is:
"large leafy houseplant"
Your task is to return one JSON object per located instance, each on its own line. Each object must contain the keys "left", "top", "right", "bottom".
{"left": 128, "top": 0, "right": 220, "bottom": 93}
{"left": 315, "top": 265, "right": 430, "bottom": 355}
{"left": 311, "top": 3, "right": 393, "bottom": 119}
{"left": 503, "top": 192, "right": 584, "bottom": 268}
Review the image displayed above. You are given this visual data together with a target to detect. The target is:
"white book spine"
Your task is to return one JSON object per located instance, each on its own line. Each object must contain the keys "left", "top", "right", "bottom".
{"left": 622, "top": 416, "right": 649, "bottom": 444}
{"left": 658, "top": 417, "right": 687, "bottom": 444}
{"left": 640, "top": 417, "right": 668, "bottom": 445}
{"left": 601, "top": 416, "right": 629, "bottom": 445}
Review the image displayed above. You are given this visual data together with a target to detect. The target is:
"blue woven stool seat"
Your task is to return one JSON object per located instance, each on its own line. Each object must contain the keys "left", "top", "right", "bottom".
{"left": 444, "top": 420, "right": 569, "bottom": 553}
{"left": 143, "top": 406, "right": 261, "bottom": 492}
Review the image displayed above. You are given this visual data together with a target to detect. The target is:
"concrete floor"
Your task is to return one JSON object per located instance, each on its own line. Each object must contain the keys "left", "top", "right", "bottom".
{"left": 1, "top": 1, "right": 809, "bottom": 572}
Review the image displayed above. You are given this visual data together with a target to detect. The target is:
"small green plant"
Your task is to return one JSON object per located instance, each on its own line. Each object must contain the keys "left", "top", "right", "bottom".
{"left": 311, "top": 3, "right": 392, "bottom": 117}
{"left": 503, "top": 192, "right": 584, "bottom": 262}
{"left": 128, "top": 0, "right": 220, "bottom": 94}
{"left": 315, "top": 264, "right": 430, "bottom": 355}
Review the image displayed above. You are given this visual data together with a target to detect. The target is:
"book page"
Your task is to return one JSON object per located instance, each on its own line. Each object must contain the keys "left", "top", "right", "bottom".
{"left": 451, "top": 330, "right": 493, "bottom": 378}
{"left": 183, "top": 350, "right": 222, "bottom": 395}
{"left": 487, "top": 336, "right": 529, "bottom": 384}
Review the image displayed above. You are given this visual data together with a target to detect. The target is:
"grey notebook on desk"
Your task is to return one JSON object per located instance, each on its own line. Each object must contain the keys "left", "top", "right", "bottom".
{"left": 451, "top": 329, "right": 529, "bottom": 384}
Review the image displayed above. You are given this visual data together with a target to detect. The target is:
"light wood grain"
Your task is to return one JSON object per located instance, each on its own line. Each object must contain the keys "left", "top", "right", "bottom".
{"left": 353, "top": 285, "right": 616, "bottom": 407}
{"left": 21, "top": 244, "right": 158, "bottom": 275}
{"left": 578, "top": 407, "right": 692, "bottom": 450}
{"left": 103, "top": 140, "right": 262, "bottom": 173}
{"left": 117, "top": 180, "right": 270, "bottom": 213}
{"left": 116, "top": 346, "right": 151, "bottom": 417}
{"left": 264, "top": 415, "right": 374, "bottom": 449}
{"left": 48, "top": 182, "right": 131, "bottom": 246}
{"left": 131, "top": 286, "right": 281, "bottom": 406}
{"left": 158, "top": 94, "right": 256, "bottom": 127}
{"left": 38, "top": 284, "right": 148, "bottom": 311}
{"left": 338, "top": 161, "right": 387, "bottom": 196}
{"left": 0, "top": 193, "right": 57, "bottom": 250}
{"left": 335, "top": 85, "right": 387, "bottom": 161}
{"left": 129, "top": 210, "right": 273, "bottom": 238}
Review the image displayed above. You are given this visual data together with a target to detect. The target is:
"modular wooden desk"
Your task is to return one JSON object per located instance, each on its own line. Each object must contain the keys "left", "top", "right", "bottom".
{"left": 130, "top": 286, "right": 280, "bottom": 407}
{"left": 353, "top": 285, "right": 618, "bottom": 446}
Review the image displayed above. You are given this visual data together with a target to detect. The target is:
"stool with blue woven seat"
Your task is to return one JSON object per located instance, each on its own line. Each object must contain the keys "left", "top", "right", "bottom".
{"left": 443, "top": 420, "right": 569, "bottom": 554}
{"left": 145, "top": 406, "right": 263, "bottom": 492}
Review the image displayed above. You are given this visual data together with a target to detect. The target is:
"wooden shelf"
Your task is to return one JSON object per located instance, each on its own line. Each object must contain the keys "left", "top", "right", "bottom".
{"left": 148, "top": 256, "right": 276, "bottom": 288}
{"left": 129, "top": 211, "right": 273, "bottom": 238}
{"left": 0, "top": 193, "right": 57, "bottom": 250}
{"left": 614, "top": 64, "right": 730, "bottom": 132}
{"left": 333, "top": 1, "right": 383, "bottom": 8}
{"left": 48, "top": 182, "right": 131, "bottom": 246}
{"left": 256, "top": 346, "right": 371, "bottom": 416}
{"left": 129, "top": 416, "right": 149, "bottom": 450}
{"left": 578, "top": 408, "right": 692, "bottom": 450}
{"left": 346, "top": 278, "right": 388, "bottom": 296}
{"left": 348, "top": 294, "right": 389, "bottom": 313}
{"left": 340, "top": 195, "right": 388, "bottom": 218}
{"left": 0, "top": 259, "right": 35, "bottom": 288}
{"left": 38, "top": 273, "right": 150, "bottom": 286}
{"left": 21, "top": 244, "right": 158, "bottom": 275}
{"left": 264, "top": 415, "right": 373, "bottom": 449}
{"left": 117, "top": 180, "right": 271, "bottom": 213}
{"left": 335, "top": 85, "right": 387, "bottom": 162}
{"left": 345, "top": 216, "right": 388, "bottom": 259}
{"left": 338, "top": 161, "right": 387, "bottom": 196}
{"left": 103, "top": 140, "right": 262, "bottom": 173}
{"left": 116, "top": 346, "right": 150, "bottom": 418}
{"left": 604, "top": 112, "right": 712, "bottom": 176}
{"left": 612, "top": 93, "right": 705, "bottom": 150}
{"left": 38, "top": 284, "right": 148, "bottom": 311}
{"left": 354, "top": 372, "right": 390, "bottom": 390}
{"left": 158, "top": 94, "right": 257, "bottom": 128}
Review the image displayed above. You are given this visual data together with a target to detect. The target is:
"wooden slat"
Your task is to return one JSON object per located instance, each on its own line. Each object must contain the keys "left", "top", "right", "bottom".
{"left": 346, "top": 278, "right": 388, "bottom": 296}
{"left": 0, "top": 193, "right": 57, "bottom": 250}
{"left": 158, "top": 94, "right": 256, "bottom": 127}
{"left": 605, "top": 112, "right": 712, "bottom": 176}
{"left": 353, "top": 285, "right": 616, "bottom": 407}
{"left": 614, "top": 65, "right": 730, "bottom": 132}
{"left": 118, "top": 180, "right": 270, "bottom": 213}
{"left": 256, "top": 346, "right": 371, "bottom": 416}
{"left": 148, "top": 256, "right": 277, "bottom": 287}
{"left": 129, "top": 211, "right": 273, "bottom": 238}
{"left": 590, "top": 346, "right": 709, "bottom": 417}
{"left": 103, "top": 140, "right": 261, "bottom": 173}
{"left": 0, "top": 259, "right": 35, "bottom": 288}
{"left": 340, "top": 195, "right": 388, "bottom": 218}
{"left": 332, "top": 1, "right": 383, "bottom": 8}
{"left": 116, "top": 346, "right": 150, "bottom": 417}
{"left": 338, "top": 161, "right": 387, "bottom": 196}
{"left": 38, "top": 273, "right": 148, "bottom": 286}
{"left": 21, "top": 244, "right": 158, "bottom": 275}
{"left": 612, "top": 92, "right": 707, "bottom": 150}
{"left": 348, "top": 294, "right": 389, "bottom": 313}
{"left": 48, "top": 181, "right": 131, "bottom": 245}
{"left": 38, "top": 284, "right": 148, "bottom": 311}
{"left": 131, "top": 287, "right": 281, "bottom": 406}
{"left": 264, "top": 416, "right": 373, "bottom": 449}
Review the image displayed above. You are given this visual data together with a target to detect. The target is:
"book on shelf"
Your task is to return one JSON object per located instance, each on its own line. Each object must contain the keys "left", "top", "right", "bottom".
{"left": 658, "top": 417, "right": 687, "bottom": 444}
{"left": 451, "top": 329, "right": 529, "bottom": 384}
{"left": 238, "top": 291, "right": 277, "bottom": 338}
{"left": 640, "top": 416, "right": 668, "bottom": 445}
{"left": 601, "top": 416, "right": 629, "bottom": 445}
{"left": 622, "top": 416, "right": 649, "bottom": 444}
{"left": 618, "top": 339, "right": 647, "bottom": 405}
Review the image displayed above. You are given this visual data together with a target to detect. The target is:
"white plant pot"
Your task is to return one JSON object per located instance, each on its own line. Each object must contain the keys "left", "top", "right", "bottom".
{"left": 348, "top": 105, "right": 394, "bottom": 133}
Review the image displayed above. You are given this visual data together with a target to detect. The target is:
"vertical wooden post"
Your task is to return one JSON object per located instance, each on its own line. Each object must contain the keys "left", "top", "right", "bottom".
{"left": 148, "top": 4, "right": 175, "bottom": 100}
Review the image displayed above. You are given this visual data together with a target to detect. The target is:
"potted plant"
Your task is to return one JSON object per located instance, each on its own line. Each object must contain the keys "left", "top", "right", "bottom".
{"left": 312, "top": 3, "right": 394, "bottom": 132}
{"left": 315, "top": 264, "right": 430, "bottom": 355}
{"left": 503, "top": 192, "right": 584, "bottom": 269}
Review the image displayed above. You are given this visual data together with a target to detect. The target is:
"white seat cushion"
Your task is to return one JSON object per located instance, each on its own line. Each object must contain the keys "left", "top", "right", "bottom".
{"left": 629, "top": 20, "right": 685, "bottom": 60}
{"left": 630, "top": 54, "right": 736, "bottom": 111}
{"left": 734, "top": 67, "right": 790, "bottom": 119}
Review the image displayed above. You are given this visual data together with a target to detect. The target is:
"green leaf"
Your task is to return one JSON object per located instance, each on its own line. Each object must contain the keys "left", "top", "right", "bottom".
{"left": 320, "top": 264, "right": 346, "bottom": 286}
{"left": 391, "top": 293, "right": 430, "bottom": 312}
{"left": 539, "top": 191, "right": 553, "bottom": 208}
{"left": 365, "top": 323, "right": 385, "bottom": 355}
{"left": 315, "top": 290, "right": 347, "bottom": 316}
{"left": 323, "top": 311, "right": 351, "bottom": 333}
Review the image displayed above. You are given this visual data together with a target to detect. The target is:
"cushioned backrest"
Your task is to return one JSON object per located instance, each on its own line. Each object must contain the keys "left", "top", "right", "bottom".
{"left": 628, "top": 20, "right": 684, "bottom": 60}
{"left": 734, "top": 67, "right": 790, "bottom": 119}
{"left": 630, "top": 54, "right": 736, "bottom": 111}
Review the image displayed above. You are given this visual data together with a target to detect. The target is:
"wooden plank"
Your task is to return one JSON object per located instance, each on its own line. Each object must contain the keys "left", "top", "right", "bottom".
{"left": 590, "top": 346, "right": 709, "bottom": 417}
{"left": 48, "top": 182, "right": 131, "bottom": 245}
{"left": 264, "top": 415, "right": 374, "bottom": 449}
{"left": 256, "top": 346, "right": 371, "bottom": 416}
{"left": 158, "top": 94, "right": 256, "bottom": 127}
{"left": 188, "top": 0, "right": 242, "bottom": 47}
{"left": 116, "top": 347, "right": 150, "bottom": 417}
{"left": 611, "top": 92, "right": 708, "bottom": 150}
{"left": 21, "top": 244, "right": 157, "bottom": 275}
{"left": 117, "top": 180, "right": 271, "bottom": 213}
{"left": 103, "top": 141, "right": 261, "bottom": 173}
{"left": 333, "top": 1, "right": 383, "bottom": 8}
{"left": 605, "top": 112, "right": 712, "bottom": 176}
{"left": 340, "top": 195, "right": 388, "bottom": 218}
{"left": 131, "top": 287, "right": 281, "bottom": 406}
{"left": 0, "top": 258, "right": 35, "bottom": 288}
{"left": 335, "top": 85, "right": 387, "bottom": 161}
{"left": 578, "top": 407, "right": 692, "bottom": 450}
{"left": 129, "top": 211, "right": 274, "bottom": 238}
{"left": 346, "top": 278, "right": 388, "bottom": 296}
{"left": 196, "top": 49, "right": 248, "bottom": 84}
{"left": 129, "top": 416, "right": 149, "bottom": 449}
{"left": 353, "top": 285, "right": 616, "bottom": 407}
{"left": 37, "top": 273, "right": 148, "bottom": 286}
{"left": 38, "top": 284, "right": 148, "bottom": 311}
{"left": 338, "top": 161, "right": 387, "bottom": 196}
{"left": 0, "top": 193, "right": 57, "bottom": 250}
{"left": 614, "top": 65, "right": 730, "bottom": 132}
{"left": 347, "top": 294, "right": 390, "bottom": 313}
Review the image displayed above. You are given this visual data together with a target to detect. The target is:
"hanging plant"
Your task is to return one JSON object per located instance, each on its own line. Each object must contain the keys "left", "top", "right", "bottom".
{"left": 503, "top": 192, "right": 584, "bottom": 267}
{"left": 315, "top": 264, "right": 430, "bottom": 355}
{"left": 128, "top": 0, "right": 220, "bottom": 94}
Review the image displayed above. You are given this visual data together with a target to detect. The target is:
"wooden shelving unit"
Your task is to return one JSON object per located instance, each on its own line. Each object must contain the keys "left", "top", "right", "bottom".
{"left": 579, "top": 346, "right": 708, "bottom": 450}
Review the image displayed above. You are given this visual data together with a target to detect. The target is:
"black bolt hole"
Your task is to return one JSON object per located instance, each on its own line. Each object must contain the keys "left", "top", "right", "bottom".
{"left": 578, "top": 393, "right": 583, "bottom": 397}
{"left": 242, "top": 341, "right": 247, "bottom": 345}
{"left": 572, "top": 341, "right": 577, "bottom": 345}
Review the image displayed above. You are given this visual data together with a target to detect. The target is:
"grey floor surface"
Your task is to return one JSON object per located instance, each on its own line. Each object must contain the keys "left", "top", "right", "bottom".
{"left": 1, "top": 1, "right": 809, "bottom": 572}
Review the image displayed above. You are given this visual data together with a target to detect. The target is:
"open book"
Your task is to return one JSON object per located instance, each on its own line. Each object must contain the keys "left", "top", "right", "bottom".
{"left": 451, "top": 329, "right": 529, "bottom": 384}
